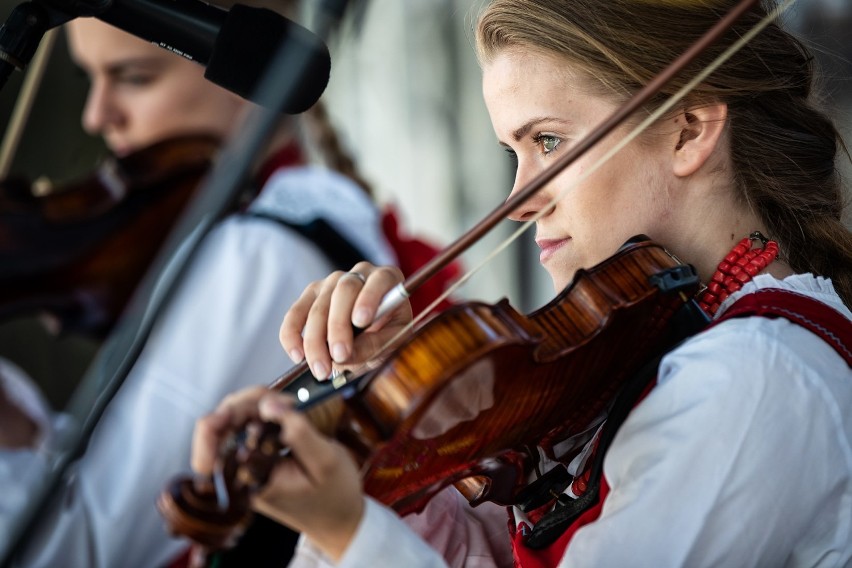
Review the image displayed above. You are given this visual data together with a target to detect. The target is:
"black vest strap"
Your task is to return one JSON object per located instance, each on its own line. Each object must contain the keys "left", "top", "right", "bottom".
{"left": 523, "top": 350, "right": 664, "bottom": 549}
{"left": 247, "top": 211, "right": 369, "bottom": 271}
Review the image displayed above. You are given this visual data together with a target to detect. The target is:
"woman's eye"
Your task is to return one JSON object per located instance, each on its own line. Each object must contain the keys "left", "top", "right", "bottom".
{"left": 534, "top": 134, "right": 561, "bottom": 155}
{"left": 117, "top": 73, "right": 156, "bottom": 86}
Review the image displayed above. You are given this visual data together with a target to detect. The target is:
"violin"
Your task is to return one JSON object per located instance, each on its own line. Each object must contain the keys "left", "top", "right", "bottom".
{"left": 157, "top": 237, "right": 705, "bottom": 552}
{"left": 0, "top": 134, "right": 220, "bottom": 337}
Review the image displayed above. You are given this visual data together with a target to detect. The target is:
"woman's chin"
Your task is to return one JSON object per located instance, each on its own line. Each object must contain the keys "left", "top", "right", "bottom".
{"left": 550, "top": 273, "right": 569, "bottom": 293}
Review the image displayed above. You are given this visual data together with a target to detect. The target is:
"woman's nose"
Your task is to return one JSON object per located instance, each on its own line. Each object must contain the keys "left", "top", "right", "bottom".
{"left": 505, "top": 164, "right": 555, "bottom": 222}
{"left": 81, "top": 80, "right": 122, "bottom": 136}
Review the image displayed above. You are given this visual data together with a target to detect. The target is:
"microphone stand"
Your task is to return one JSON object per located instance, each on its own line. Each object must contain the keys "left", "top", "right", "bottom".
{"left": 0, "top": 4, "right": 335, "bottom": 565}
{"left": 0, "top": 0, "right": 112, "bottom": 91}
{"left": 0, "top": 1, "right": 65, "bottom": 91}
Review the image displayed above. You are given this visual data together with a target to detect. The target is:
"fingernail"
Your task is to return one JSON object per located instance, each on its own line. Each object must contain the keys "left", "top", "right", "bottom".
{"left": 288, "top": 348, "right": 304, "bottom": 363}
{"left": 331, "top": 342, "right": 348, "bottom": 363}
{"left": 260, "top": 395, "right": 289, "bottom": 418}
{"left": 352, "top": 308, "right": 372, "bottom": 328}
{"left": 312, "top": 361, "right": 329, "bottom": 380}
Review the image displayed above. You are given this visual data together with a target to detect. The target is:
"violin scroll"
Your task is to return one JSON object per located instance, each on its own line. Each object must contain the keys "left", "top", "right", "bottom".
{"left": 157, "top": 421, "right": 282, "bottom": 554}
{"left": 158, "top": 396, "right": 347, "bottom": 557}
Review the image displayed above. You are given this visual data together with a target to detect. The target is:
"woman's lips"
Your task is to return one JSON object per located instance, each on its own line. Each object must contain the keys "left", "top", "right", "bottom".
{"left": 105, "top": 135, "right": 133, "bottom": 158}
{"left": 536, "top": 238, "right": 569, "bottom": 263}
{"left": 108, "top": 144, "right": 132, "bottom": 158}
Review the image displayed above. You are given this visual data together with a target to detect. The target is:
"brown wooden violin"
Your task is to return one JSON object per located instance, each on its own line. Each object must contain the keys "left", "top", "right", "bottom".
{"left": 157, "top": 237, "right": 705, "bottom": 554}
{"left": 0, "top": 134, "right": 221, "bottom": 337}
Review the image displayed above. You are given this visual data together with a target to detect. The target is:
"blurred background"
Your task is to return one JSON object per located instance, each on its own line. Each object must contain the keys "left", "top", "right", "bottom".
{"left": 0, "top": 0, "right": 849, "bottom": 412}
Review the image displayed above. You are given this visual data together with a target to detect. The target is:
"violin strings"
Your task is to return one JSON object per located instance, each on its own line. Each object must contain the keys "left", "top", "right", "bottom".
{"left": 341, "top": 0, "right": 796, "bottom": 378}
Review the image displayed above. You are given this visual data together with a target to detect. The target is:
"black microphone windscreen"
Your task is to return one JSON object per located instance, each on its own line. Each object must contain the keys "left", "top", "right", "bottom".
{"left": 205, "top": 5, "right": 331, "bottom": 114}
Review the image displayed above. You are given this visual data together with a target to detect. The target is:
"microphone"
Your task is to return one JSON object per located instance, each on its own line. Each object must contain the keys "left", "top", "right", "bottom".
{"left": 91, "top": 0, "right": 330, "bottom": 113}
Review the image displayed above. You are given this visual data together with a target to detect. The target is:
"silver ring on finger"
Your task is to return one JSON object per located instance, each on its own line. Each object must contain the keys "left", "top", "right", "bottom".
{"left": 344, "top": 271, "right": 367, "bottom": 285}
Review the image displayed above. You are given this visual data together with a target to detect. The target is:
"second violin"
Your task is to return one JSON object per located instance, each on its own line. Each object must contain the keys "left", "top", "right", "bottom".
{"left": 0, "top": 134, "right": 220, "bottom": 336}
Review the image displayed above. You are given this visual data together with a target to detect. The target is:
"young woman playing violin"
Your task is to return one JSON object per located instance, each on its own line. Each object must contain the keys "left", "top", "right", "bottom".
{"left": 191, "top": 0, "right": 852, "bottom": 566}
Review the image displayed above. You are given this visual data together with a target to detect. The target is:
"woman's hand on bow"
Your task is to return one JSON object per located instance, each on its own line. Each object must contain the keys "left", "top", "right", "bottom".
{"left": 279, "top": 262, "right": 412, "bottom": 380}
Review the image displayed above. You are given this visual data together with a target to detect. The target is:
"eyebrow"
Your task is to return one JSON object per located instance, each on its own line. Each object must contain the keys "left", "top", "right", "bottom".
{"left": 72, "top": 57, "right": 164, "bottom": 82}
{"left": 511, "top": 116, "right": 570, "bottom": 142}
{"left": 104, "top": 58, "right": 164, "bottom": 76}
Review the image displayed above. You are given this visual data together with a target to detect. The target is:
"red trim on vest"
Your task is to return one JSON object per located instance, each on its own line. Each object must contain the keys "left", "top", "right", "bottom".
{"left": 166, "top": 546, "right": 191, "bottom": 568}
{"left": 255, "top": 140, "right": 305, "bottom": 189}
{"left": 707, "top": 288, "right": 851, "bottom": 366}
{"left": 511, "top": 475, "right": 611, "bottom": 568}
{"left": 510, "top": 381, "right": 656, "bottom": 568}
{"left": 509, "top": 288, "right": 850, "bottom": 567}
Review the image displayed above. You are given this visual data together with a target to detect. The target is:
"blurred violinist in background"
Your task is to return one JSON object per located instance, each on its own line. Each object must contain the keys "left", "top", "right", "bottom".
{"left": 0, "top": 1, "right": 458, "bottom": 567}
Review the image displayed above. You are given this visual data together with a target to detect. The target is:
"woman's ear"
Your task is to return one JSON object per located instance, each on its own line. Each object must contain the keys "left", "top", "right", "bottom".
{"left": 671, "top": 102, "right": 727, "bottom": 177}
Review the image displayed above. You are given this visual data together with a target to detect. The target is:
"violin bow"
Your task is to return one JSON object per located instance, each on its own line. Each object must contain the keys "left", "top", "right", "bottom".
{"left": 270, "top": 0, "right": 795, "bottom": 393}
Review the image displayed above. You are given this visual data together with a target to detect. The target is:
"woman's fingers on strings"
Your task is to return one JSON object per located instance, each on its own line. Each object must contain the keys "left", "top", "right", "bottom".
{"left": 191, "top": 411, "right": 229, "bottom": 475}
{"left": 258, "top": 393, "right": 342, "bottom": 485}
{"left": 255, "top": 397, "right": 365, "bottom": 553}
{"left": 191, "top": 385, "right": 270, "bottom": 474}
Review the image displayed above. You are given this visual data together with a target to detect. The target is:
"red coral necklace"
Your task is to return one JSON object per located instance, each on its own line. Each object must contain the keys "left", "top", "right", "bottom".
{"left": 696, "top": 231, "right": 779, "bottom": 316}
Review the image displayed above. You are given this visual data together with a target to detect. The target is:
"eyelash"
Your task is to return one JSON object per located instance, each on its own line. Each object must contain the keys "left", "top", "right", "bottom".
{"left": 503, "top": 133, "right": 561, "bottom": 167}
{"left": 118, "top": 74, "right": 155, "bottom": 86}
{"left": 532, "top": 133, "right": 561, "bottom": 156}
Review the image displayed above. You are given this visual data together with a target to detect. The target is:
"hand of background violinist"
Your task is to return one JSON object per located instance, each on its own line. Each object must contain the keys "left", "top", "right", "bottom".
{"left": 279, "top": 262, "right": 413, "bottom": 380}
{"left": 192, "top": 386, "right": 365, "bottom": 562}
